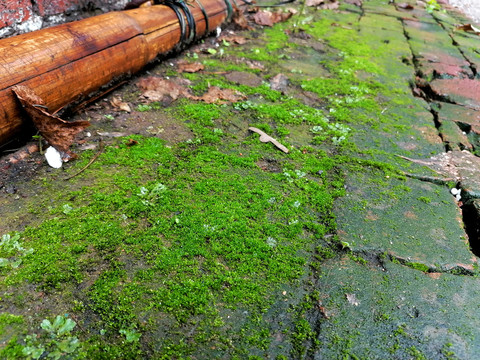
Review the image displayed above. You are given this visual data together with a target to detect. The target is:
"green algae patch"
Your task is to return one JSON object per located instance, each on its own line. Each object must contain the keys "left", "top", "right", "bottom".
{"left": 0, "top": 134, "right": 339, "bottom": 358}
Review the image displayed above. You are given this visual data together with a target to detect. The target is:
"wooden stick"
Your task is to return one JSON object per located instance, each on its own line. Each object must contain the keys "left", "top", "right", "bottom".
{"left": 64, "top": 141, "right": 104, "bottom": 180}
{"left": 0, "top": 0, "right": 234, "bottom": 147}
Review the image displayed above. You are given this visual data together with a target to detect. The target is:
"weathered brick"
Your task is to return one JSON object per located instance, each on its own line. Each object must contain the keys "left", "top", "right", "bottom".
{"left": 0, "top": 0, "right": 32, "bottom": 27}
{"left": 36, "top": 0, "right": 83, "bottom": 16}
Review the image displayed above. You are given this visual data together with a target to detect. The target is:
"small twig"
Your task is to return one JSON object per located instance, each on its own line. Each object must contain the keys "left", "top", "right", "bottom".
{"left": 64, "top": 141, "right": 104, "bottom": 180}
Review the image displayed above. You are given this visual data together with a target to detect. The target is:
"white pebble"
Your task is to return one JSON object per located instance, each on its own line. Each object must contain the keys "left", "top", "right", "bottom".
{"left": 450, "top": 188, "right": 460, "bottom": 196}
{"left": 45, "top": 146, "right": 63, "bottom": 168}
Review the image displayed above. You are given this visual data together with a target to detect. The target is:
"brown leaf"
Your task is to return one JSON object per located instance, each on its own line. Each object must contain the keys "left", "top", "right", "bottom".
{"left": 110, "top": 96, "right": 131, "bottom": 112}
{"left": 219, "top": 34, "right": 248, "bottom": 45}
{"left": 455, "top": 23, "right": 480, "bottom": 35}
{"left": 249, "top": 127, "right": 289, "bottom": 153}
{"left": 233, "top": 7, "right": 252, "bottom": 30}
{"left": 270, "top": 73, "right": 290, "bottom": 93}
{"left": 195, "top": 86, "right": 246, "bottom": 104}
{"left": 12, "top": 85, "right": 90, "bottom": 157}
{"left": 137, "top": 77, "right": 192, "bottom": 102}
{"left": 177, "top": 61, "right": 205, "bottom": 73}
{"left": 253, "top": 9, "right": 293, "bottom": 27}
{"left": 397, "top": 2, "right": 414, "bottom": 9}
{"left": 245, "top": 60, "right": 265, "bottom": 71}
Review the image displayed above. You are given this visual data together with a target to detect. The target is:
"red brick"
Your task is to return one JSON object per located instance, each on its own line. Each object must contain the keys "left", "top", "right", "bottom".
{"left": 36, "top": 0, "right": 83, "bottom": 16}
{"left": 0, "top": 0, "right": 32, "bottom": 27}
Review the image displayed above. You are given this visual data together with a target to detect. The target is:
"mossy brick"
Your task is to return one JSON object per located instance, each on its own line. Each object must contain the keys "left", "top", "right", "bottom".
{"left": 403, "top": 19, "right": 473, "bottom": 79}
{"left": 449, "top": 32, "right": 480, "bottom": 75}
{"left": 430, "top": 78, "right": 480, "bottom": 108}
{"left": 312, "top": 257, "right": 480, "bottom": 359}
{"left": 335, "top": 174, "right": 476, "bottom": 271}
{"left": 438, "top": 118, "right": 472, "bottom": 151}
{"left": 362, "top": 1, "right": 410, "bottom": 19}
{"left": 436, "top": 101, "right": 480, "bottom": 136}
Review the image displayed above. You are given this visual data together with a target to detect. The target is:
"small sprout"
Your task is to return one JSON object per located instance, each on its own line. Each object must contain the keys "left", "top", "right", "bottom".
{"left": 340, "top": 241, "right": 351, "bottom": 250}
{"left": 295, "top": 170, "right": 306, "bottom": 178}
{"left": 120, "top": 329, "right": 141, "bottom": 343}
{"left": 62, "top": 204, "right": 73, "bottom": 214}
{"left": 207, "top": 48, "right": 217, "bottom": 55}
{"left": 137, "top": 104, "right": 152, "bottom": 112}
{"left": 311, "top": 126, "right": 323, "bottom": 134}
{"left": 266, "top": 237, "right": 277, "bottom": 248}
{"left": 104, "top": 114, "right": 114, "bottom": 120}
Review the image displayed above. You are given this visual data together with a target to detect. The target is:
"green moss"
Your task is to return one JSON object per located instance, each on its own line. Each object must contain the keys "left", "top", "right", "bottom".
{"left": 405, "top": 262, "right": 430, "bottom": 272}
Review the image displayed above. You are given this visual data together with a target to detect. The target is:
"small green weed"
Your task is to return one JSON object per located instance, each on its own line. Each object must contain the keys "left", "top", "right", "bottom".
{"left": 22, "top": 315, "right": 81, "bottom": 360}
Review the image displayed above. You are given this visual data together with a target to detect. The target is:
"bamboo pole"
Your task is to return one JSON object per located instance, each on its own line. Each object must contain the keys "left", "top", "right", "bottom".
{"left": 0, "top": 0, "right": 232, "bottom": 147}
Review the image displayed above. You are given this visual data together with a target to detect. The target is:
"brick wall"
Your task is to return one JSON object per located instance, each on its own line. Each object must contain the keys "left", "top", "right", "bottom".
{"left": 0, "top": 0, "right": 129, "bottom": 38}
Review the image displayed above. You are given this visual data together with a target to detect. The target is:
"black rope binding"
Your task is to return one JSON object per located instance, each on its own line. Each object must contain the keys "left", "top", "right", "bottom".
{"left": 153, "top": 0, "right": 197, "bottom": 48}
{"left": 194, "top": 0, "right": 210, "bottom": 34}
{"left": 222, "top": 0, "right": 233, "bottom": 22}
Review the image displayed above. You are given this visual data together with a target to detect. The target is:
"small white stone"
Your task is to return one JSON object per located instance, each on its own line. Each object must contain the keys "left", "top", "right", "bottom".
{"left": 45, "top": 146, "right": 63, "bottom": 168}
{"left": 450, "top": 188, "right": 460, "bottom": 196}
{"left": 216, "top": 26, "right": 222, "bottom": 37}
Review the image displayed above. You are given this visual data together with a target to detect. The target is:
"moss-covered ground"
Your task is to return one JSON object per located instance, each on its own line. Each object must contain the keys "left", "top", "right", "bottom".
{"left": 1, "top": 0, "right": 480, "bottom": 358}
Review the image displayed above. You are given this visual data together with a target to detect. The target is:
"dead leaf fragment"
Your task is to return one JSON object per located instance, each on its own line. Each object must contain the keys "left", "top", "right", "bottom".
{"left": 270, "top": 73, "right": 290, "bottom": 93}
{"left": 137, "top": 77, "right": 192, "bottom": 102}
{"left": 253, "top": 9, "right": 293, "bottom": 27}
{"left": 455, "top": 23, "right": 480, "bottom": 35}
{"left": 177, "top": 61, "right": 205, "bottom": 73}
{"left": 219, "top": 34, "right": 248, "bottom": 45}
{"left": 110, "top": 96, "right": 131, "bottom": 112}
{"left": 233, "top": 7, "right": 252, "bottom": 30}
{"left": 12, "top": 85, "right": 90, "bottom": 157}
{"left": 249, "top": 127, "right": 289, "bottom": 153}
{"left": 195, "top": 86, "right": 246, "bottom": 104}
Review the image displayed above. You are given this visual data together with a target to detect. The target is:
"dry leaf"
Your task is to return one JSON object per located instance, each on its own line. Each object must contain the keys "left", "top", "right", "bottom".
{"left": 397, "top": 2, "right": 414, "bottom": 9}
{"left": 455, "top": 23, "right": 480, "bottom": 35}
{"left": 253, "top": 9, "right": 293, "bottom": 27}
{"left": 12, "top": 85, "right": 90, "bottom": 158}
{"left": 246, "top": 60, "right": 265, "bottom": 71}
{"left": 233, "top": 7, "right": 252, "bottom": 30}
{"left": 249, "top": 127, "right": 289, "bottom": 153}
{"left": 137, "top": 77, "right": 192, "bottom": 102}
{"left": 177, "top": 61, "right": 205, "bottom": 73}
{"left": 270, "top": 73, "right": 290, "bottom": 93}
{"left": 219, "top": 34, "right": 248, "bottom": 45}
{"left": 110, "top": 97, "right": 131, "bottom": 112}
{"left": 195, "top": 86, "right": 246, "bottom": 104}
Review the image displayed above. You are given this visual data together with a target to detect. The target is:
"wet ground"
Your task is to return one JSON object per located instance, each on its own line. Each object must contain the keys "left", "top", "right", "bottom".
{"left": 2, "top": 0, "right": 480, "bottom": 358}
